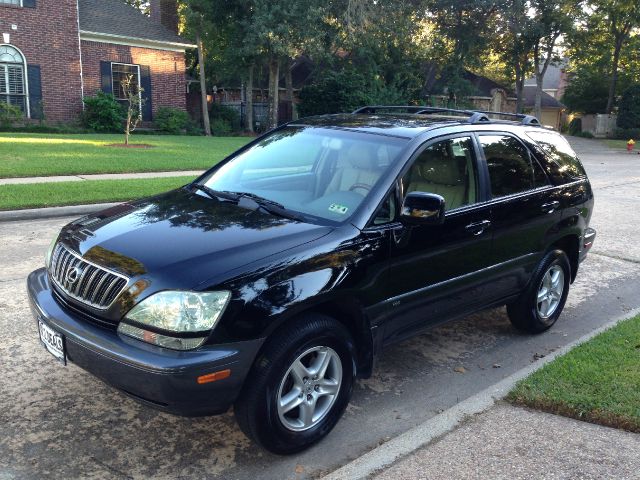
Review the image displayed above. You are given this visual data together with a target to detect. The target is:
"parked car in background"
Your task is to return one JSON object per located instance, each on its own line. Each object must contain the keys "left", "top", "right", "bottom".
{"left": 28, "top": 106, "right": 595, "bottom": 454}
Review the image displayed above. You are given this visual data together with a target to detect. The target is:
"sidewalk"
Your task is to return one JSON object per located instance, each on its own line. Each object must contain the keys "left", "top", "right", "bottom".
{"left": 373, "top": 404, "right": 640, "bottom": 480}
{"left": 0, "top": 170, "right": 204, "bottom": 185}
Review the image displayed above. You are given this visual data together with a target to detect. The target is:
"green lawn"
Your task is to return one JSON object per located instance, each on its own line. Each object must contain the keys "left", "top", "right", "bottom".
{"left": 0, "top": 176, "right": 194, "bottom": 210}
{"left": 605, "top": 139, "right": 639, "bottom": 151}
{"left": 0, "top": 133, "right": 251, "bottom": 178}
{"left": 508, "top": 314, "right": 640, "bottom": 432}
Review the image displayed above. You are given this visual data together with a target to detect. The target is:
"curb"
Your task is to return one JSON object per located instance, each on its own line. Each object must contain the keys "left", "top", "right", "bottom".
{"left": 321, "top": 306, "right": 640, "bottom": 480}
{"left": 0, "top": 203, "right": 118, "bottom": 222}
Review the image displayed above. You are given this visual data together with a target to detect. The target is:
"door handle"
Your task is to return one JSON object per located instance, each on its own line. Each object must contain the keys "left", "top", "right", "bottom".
{"left": 541, "top": 201, "right": 560, "bottom": 213}
{"left": 465, "top": 220, "right": 491, "bottom": 236}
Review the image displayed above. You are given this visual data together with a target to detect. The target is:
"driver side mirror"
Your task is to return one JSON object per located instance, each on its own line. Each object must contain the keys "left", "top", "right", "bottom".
{"left": 400, "top": 192, "right": 446, "bottom": 226}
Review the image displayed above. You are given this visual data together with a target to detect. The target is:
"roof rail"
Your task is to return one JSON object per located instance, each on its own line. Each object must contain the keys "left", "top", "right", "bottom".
{"left": 352, "top": 105, "right": 540, "bottom": 126}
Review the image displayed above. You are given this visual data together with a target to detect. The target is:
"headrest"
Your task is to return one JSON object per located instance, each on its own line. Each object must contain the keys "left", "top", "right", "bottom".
{"left": 340, "top": 143, "right": 378, "bottom": 170}
{"left": 414, "top": 152, "right": 462, "bottom": 186}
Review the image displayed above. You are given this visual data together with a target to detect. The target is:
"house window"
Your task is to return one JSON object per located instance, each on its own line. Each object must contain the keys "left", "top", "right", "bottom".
{"left": 0, "top": 45, "right": 28, "bottom": 115}
{"left": 0, "top": 0, "right": 23, "bottom": 6}
{"left": 112, "top": 63, "right": 140, "bottom": 104}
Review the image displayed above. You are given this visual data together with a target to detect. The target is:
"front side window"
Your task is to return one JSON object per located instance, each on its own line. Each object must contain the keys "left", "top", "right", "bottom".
{"left": 0, "top": 45, "right": 27, "bottom": 114}
{"left": 112, "top": 63, "right": 140, "bottom": 104}
{"left": 402, "top": 136, "right": 478, "bottom": 211}
{"left": 480, "top": 135, "right": 548, "bottom": 198}
{"left": 202, "top": 127, "right": 406, "bottom": 223}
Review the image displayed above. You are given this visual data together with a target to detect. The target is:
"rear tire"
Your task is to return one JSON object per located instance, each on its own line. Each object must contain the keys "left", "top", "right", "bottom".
{"left": 507, "top": 249, "right": 571, "bottom": 334}
{"left": 234, "top": 313, "right": 356, "bottom": 454}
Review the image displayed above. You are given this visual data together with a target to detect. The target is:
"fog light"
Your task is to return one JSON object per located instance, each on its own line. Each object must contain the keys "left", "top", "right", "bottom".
{"left": 117, "top": 323, "right": 206, "bottom": 351}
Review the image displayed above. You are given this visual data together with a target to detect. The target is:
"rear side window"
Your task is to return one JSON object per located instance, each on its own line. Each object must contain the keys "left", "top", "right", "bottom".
{"left": 479, "top": 135, "right": 548, "bottom": 198}
{"left": 526, "top": 131, "right": 586, "bottom": 183}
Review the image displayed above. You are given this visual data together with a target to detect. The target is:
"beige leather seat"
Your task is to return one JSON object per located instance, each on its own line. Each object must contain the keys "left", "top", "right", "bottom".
{"left": 407, "top": 151, "right": 467, "bottom": 210}
{"left": 325, "top": 143, "right": 381, "bottom": 195}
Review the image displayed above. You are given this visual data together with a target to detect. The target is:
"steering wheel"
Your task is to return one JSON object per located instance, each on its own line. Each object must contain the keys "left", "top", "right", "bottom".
{"left": 349, "top": 183, "right": 372, "bottom": 194}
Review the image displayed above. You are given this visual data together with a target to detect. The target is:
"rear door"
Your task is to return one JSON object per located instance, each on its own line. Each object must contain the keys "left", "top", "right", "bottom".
{"left": 380, "top": 134, "right": 494, "bottom": 345}
{"left": 476, "top": 132, "right": 559, "bottom": 299}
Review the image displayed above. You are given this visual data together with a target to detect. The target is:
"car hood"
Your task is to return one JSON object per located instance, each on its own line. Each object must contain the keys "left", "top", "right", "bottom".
{"left": 59, "top": 189, "right": 334, "bottom": 290}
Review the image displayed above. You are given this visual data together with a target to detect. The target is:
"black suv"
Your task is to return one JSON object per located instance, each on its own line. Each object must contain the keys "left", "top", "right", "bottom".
{"left": 28, "top": 106, "right": 595, "bottom": 454}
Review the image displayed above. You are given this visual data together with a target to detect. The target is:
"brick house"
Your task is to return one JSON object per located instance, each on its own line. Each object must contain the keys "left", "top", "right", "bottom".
{"left": 0, "top": 0, "right": 193, "bottom": 123}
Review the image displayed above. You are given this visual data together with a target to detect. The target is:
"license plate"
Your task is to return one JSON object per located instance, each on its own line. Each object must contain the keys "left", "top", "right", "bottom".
{"left": 39, "top": 320, "right": 66, "bottom": 365}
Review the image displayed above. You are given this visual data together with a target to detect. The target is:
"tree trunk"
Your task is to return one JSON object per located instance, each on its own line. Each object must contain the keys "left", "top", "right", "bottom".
{"left": 246, "top": 64, "right": 254, "bottom": 133}
{"left": 268, "top": 56, "right": 280, "bottom": 130}
{"left": 514, "top": 62, "right": 525, "bottom": 114}
{"left": 285, "top": 58, "right": 296, "bottom": 120}
{"left": 196, "top": 32, "right": 211, "bottom": 137}
{"left": 534, "top": 73, "right": 543, "bottom": 120}
{"left": 606, "top": 36, "right": 624, "bottom": 114}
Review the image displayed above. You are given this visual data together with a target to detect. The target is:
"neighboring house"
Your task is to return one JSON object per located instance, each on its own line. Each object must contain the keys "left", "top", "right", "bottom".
{"left": 524, "top": 62, "right": 569, "bottom": 100}
{"left": 0, "top": 0, "right": 194, "bottom": 123}
{"left": 522, "top": 85, "right": 565, "bottom": 130}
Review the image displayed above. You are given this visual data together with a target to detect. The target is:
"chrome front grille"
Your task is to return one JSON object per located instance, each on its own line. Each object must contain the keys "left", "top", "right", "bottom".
{"left": 49, "top": 243, "right": 129, "bottom": 309}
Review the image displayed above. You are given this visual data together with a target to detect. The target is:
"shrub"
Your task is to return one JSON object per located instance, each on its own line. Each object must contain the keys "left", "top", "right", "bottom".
{"left": 617, "top": 84, "right": 640, "bottom": 129}
{"left": 210, "top": 118, "right": 232, "bottom": 136}
{"left": 82, "top": 92, "right": 125, "bottom": 132}
{"left": 612, "top": 127, "right": 640, "bottom": 140}
{"left": 155, "top": 107, "right": 190, "bottom": 134}
{"left": 0, "top": 102, "right": 24, "bottom": 129}
{"left": 575, "top": 131, "right": 594, "bottom": 139}
{"left": 568, "top": 117, "right": 582, "bottom": 135}
{"left": 209, "top": 103, "right": 241, "bottom": 132}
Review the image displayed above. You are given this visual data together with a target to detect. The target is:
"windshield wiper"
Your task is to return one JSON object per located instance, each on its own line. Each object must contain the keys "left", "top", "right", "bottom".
{"left": 221, "top": 191, "right": 286, "bottom": 210}
{"left": 221, "top": 191, "right": 306, "bottom": 221}
{"left": 191, "top": 183, "right": 237, "bottom": 201}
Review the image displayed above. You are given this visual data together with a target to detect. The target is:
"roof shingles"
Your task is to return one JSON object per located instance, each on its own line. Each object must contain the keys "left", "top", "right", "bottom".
{"left": 78, "top": 0, "right": 191, "bottom": 46}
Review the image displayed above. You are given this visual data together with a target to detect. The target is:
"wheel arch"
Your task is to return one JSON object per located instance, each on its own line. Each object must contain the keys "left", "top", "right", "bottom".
{"left": 549, "top": 234, "right": 580, "bottom": 283}
{"left": 257, "top": 296, "right": 375, "bottom": 380}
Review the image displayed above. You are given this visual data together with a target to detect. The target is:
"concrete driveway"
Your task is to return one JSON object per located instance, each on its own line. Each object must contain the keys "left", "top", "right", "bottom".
{"left": 1, "top": 137, "right": 639, "bottom": 480}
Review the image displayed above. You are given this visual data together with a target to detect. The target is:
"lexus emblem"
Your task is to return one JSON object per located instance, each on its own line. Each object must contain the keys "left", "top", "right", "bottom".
{"left": 66, "top": 266, "right": 83, "bottom": 284}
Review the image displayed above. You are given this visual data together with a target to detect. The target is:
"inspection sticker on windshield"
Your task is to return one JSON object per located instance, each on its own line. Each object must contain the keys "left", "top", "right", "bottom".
{"left": 329, "top": 204, "right": 349, "bottom": 215}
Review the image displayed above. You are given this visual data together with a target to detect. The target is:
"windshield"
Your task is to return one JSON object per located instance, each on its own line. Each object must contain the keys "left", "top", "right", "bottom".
{"left": 200, "top": 127, "right": 407, "bottom": 223}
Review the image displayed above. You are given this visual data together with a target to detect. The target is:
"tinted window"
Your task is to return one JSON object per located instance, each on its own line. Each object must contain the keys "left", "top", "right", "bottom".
{"left": 526, "top": 131, "right": 586, "bottom": 182}
{"left": 480, "top": 135, "right": 548, "bottom": 198}
{"left": 403, "top": 137, "right": 478, "bottom": 211}
{"left": 202, "top": 127, "right": 407, "bottom": 223}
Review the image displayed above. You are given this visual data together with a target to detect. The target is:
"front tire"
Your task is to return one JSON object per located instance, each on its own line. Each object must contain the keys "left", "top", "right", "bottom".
{"left": 234, "top": 313, "right": 356, "bottom": 454}
{"left": 507, "top": 249, "right": 571, "bottom": 333}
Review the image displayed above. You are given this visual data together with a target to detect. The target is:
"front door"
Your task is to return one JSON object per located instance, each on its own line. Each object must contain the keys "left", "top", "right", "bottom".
{"left": 381, "top": 134, "right": 493, "bottom": 345}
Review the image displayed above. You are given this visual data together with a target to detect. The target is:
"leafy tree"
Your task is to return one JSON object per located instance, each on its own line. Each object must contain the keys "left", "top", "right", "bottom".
{"left": 561, "top": 68, "right": 610, "bottom": 113}
{"left": 124, "top": 0, "right": 149, "bottom": 15}
{"left": 594, "top": 0, "right": 640, "bottom": 113}
{"left": 617, "top": 84, "right": 640, "bottom": 129}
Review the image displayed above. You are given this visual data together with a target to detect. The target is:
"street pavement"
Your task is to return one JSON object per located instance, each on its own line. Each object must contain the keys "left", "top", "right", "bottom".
{"left": 0, "top": 137, "right": 639, "bottom": 479}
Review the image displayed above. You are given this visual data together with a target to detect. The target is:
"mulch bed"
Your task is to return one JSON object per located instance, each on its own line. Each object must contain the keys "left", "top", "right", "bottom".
{"left": 105, "top": 144, "right": 155, "bottom": 149}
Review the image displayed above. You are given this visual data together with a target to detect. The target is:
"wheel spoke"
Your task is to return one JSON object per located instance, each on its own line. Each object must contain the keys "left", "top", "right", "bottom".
{"left": 299, "top": 398, "right": 316, "bottom": 427}
{"left": 317, "top": 378, "right": 340, "bottom": 396}
{"left": 310, "top": 349, "right": 332, "bottom": 379}
{"left": 290, "top": 359, "right": 310, "bottom": 387}
{"left": 279, "top": 387, "right": 303, "bottom": 414}
{"left": 537, "top": 287, "right": 548, "bottom": 302}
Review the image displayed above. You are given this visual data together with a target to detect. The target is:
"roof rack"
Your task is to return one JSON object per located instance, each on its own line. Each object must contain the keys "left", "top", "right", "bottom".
{"left": 351, "top": 105, "right": 540, "bottom": 126}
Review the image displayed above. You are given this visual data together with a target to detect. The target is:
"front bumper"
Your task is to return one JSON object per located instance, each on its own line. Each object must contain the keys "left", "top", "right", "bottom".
{"left": 27, "top": 268, "right": 263, "bottom": 417}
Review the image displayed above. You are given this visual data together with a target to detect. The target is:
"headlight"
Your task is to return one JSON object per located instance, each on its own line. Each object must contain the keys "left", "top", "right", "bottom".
{"left": 118, "top": 291, "right": 231, "bottom": 350}
{"left": 45, "top": 235, "right": 58, "bottom": 268}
